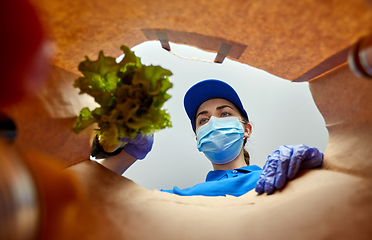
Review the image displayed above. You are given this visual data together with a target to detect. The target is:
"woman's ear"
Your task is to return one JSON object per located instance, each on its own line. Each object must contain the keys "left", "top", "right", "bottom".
{"left": 244, "top": 123, "right": 252, "bottom": 139}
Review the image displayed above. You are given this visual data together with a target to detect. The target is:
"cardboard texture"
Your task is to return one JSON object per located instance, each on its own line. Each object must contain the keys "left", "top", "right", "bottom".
{"left": 310, "top": 64, "right": 372, "bottom": 178}
{"left": 9, "top": 0, "right": 371, "bottom": 167}
{"left": 30, "top": 0, "right": 372, "bottom": 80}
{"left": 2, "top": 0, "right": 372, "bottom": 239}
{"left": 2, "top": 66, "right": 98, "bottom": 168}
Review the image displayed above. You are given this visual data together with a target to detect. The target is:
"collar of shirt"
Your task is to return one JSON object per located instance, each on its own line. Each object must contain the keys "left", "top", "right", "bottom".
{"left": 205, "top": 165, "right": 262, "bottom": 182}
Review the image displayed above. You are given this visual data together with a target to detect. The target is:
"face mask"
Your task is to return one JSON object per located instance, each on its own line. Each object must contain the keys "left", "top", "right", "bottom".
{"left": 196, "top": 116, "right": 245, "bottom": 165}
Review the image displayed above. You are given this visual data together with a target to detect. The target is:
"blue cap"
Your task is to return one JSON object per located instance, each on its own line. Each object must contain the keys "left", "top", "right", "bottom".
{"left": 184, "top": 79, "right": 249, "bottom": 131}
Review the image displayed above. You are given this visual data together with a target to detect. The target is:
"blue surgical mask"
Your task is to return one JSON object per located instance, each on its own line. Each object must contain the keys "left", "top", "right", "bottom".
{"left": 196, "top": 116, "right": 245, "bottom": 165}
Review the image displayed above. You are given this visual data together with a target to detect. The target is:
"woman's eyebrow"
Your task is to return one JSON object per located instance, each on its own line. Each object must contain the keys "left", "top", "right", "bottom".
{"left": 216, "top": 105, "right": 233, "bottom": 111}
{"left": 196, "top": 110, "right": 208, "bottom": 118}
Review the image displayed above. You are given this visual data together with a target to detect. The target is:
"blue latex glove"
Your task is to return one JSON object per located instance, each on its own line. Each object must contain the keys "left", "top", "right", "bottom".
{"left": 119, "top": 133, "right": 154, "bottom": 160}
{"left": 255, "top": 144, "right": 323, "bottom": 195}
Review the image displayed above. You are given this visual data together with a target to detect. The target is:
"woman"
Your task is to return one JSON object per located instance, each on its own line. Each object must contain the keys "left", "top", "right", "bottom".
{"left": 95, "top": 79, "right": 323, "bottom": 196}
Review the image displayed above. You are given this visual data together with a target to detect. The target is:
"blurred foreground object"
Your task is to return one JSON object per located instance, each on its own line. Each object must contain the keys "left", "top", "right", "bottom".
{"left": 0, "top": 0, "right": 80, "bottom": 239}
{"left": 0, "top": 0, "right": 52, "bottom": 109}
{"left": 0, "top": 140, "right": 39, "bottom": 240}
{"left": 349, "top": 33, "right": 372, "bottom": 79}
{"left": 0, "top": 140, "right": 83, "bottom": 240}
{"left": 0, "top": 0, "right": 46, "bottom": 238}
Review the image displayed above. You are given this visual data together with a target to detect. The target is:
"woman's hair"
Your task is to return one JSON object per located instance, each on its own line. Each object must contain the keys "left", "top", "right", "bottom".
{"left": 240, "top": 113, "right": 250, "bottom": 166}
{"left": 243, "top": 136, "right": 250, "bottom": 166}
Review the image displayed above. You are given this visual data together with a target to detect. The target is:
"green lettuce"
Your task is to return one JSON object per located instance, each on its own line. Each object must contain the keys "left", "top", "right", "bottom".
{"left": 73, "top": 45, "right": 173, "bottom": 150}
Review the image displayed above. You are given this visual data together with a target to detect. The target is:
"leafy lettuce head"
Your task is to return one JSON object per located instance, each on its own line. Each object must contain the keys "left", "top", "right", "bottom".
{"left": 73, "top": 45, "right": 172, "bottom": 150}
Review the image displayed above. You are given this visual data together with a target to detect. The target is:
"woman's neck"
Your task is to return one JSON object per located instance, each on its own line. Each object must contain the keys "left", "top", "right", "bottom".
{"left": 212, "top": 149, "right": 247, "bottom": 171}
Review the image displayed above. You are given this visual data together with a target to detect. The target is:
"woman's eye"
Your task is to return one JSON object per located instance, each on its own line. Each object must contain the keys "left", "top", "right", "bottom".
{"left": 199, "top": 118, "right": 209, "bottom": 125}
{"left": 221, "top": 112, "right": 231, "bottom": 117}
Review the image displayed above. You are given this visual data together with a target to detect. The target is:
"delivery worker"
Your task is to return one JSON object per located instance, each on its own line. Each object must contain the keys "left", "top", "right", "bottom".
{"left": 94, "top": 79, "right": 323, "bottom": 196}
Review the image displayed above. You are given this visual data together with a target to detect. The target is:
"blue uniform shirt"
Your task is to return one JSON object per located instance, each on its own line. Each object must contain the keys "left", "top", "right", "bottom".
{"left": 160, "top": 165, "right": 262, "bottom": 197}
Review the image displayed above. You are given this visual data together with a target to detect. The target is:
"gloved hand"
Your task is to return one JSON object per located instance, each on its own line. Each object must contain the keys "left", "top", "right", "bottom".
{"left": 255, "top": 144, "right": 323, "bottom": 195}
{"left": 119, "top": 133, "right": 154, "bottom": 160}
{"left": 91, "top": 135, "right": 124, "bottom": 159}
{"left": 91, "top": 133, "right": 154, "bottom": 160}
